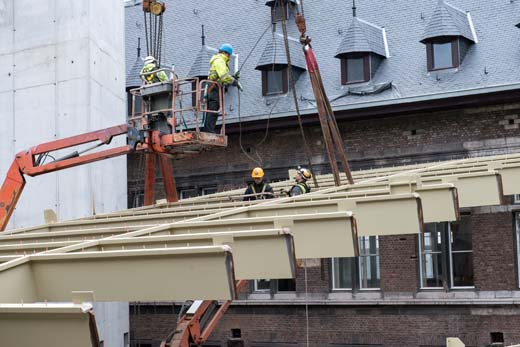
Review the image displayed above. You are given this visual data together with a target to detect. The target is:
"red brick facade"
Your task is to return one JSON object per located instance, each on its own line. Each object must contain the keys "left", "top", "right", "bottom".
{"left": 128, "top": 102, "right": 520, "bottom": 347}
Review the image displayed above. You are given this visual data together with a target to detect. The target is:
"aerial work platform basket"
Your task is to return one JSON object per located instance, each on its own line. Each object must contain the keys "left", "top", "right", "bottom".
{"left": 129, "top": 70, "right": 228, "bottom": 156}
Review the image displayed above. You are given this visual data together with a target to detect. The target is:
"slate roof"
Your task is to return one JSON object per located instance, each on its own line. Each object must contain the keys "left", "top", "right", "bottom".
{"left": 188, "top": 45, "right": 218, "bottom": 77}
{"left": 421, "top": 0, "right": 477, "bottom": 43}
{"left": 255, "top": 33, "right": 306, "bottom": 70}
{"left": 125, "top": 0, "right": 520, "bottom": 124}
{"left": 335, "top": 17, "right": 388, "bottom": 58}
{"left": 127, "top": 56, "right": 144, "bottom": 88}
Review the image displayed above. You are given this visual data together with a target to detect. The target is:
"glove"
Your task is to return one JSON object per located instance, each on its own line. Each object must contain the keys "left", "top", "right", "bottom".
{"left": 236, "top": 80, "right": 244, "bottom": 92}
{"left": 233, "top": 71, "right": 241, "bottom": 79}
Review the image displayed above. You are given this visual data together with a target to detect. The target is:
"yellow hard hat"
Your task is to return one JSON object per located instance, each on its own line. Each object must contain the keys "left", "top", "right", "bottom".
{"left": 251, "top": 167, "right": 264, "bottom": 178}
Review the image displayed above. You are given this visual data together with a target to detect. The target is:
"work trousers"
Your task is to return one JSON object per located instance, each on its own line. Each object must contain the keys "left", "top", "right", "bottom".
{"left": 203, "top": 84, "right": 220, "bottom": 133}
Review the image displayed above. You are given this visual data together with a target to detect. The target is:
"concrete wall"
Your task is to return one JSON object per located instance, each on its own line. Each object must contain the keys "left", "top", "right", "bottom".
{"left": 0, "top": 0, "right": 127, "bottom": 229}
{"left": 0, "top": 1, "right": 129, "bottom": 346}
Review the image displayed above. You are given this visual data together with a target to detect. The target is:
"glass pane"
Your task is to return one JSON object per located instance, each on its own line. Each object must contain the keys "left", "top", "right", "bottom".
{"left": 255, "top": 279, "right": 271, "bottom": 291}
{"left": 266, "top": 70, "right": 284, "bottom": 94}
{"left": 422, "top": 252, "right": 444, "bottom": 287}
{"left": 332, "top": 257, "right": 354, "bottom": 289}
{"left": 277, "top": 279, "right": 296, "bottom": 291}
{"left": 359, "top": 255, "right": 380, "bottom": 289}
{"left": 452, "top": 252, "right": 474, "bottom": 286}
{"left": 346, "top": 57, "right": 365, "bottom": 82}
{"left": 451, "top": 216, "right": 472, "bottom": 251}
{"left": 433, "top": 42, "right": 453, "bottom": 69}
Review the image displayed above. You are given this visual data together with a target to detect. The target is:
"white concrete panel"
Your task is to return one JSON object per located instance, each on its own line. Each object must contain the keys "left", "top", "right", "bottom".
{"left": 89, "top": 0, "right": 124, "bottom": 62}
{"left": 0, "top": 91, "right": 14, "bottom": 175}
{"left": 90, "top": 41, "right": 125, "bottom": 100}
{"left": 13, "top": 173, "right": 58, "bottom": 228}
{"left": 56, "top": 38, "right": 89, "bottom": 82}
{"left": 55, "top": 0, "right": 89, "bottom": 43}
{"left": 14, "top": 46, "right": 56, "bottom": 91}
{"left": 14, "top": 84, "right": 56, "bottom": 149}
{"left": 57, "top": 165, "right": 92, "bottom": 221}
{"left": 0, "top": 0, "right": 14, "bottom": 56}
{"left": 14, "top": 0, "right": 54, "bottom": 51}
{"left": 0, "top": 53, "right": 13, "bottom": 93}
{"left": 57, "top": 78, "right": 89, "bottom": 137}
{"left": 93, "top": 302, "right": 129, "bottom": 347}
{"left": 11, "top": 84, "right": 57, "bottom": 228}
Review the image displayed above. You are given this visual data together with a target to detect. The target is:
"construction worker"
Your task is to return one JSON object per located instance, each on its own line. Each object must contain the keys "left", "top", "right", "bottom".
{"left": 288, "top": 166, "right": 312, "bottom": 196}
{"left": 243, "top": 167, "right": 274, "bottom": 201}
{"left": 202, "top": 43, "right": 242, "bottom": 133}
{"left": 140, "top": 56, "right": 168, "bottom": 84}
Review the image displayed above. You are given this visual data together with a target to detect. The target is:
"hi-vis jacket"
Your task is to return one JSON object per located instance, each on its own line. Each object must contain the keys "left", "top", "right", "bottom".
{"left": 141, "top": 63, "right": 168, "bottom": 84}
{"left": 208, "top": 53, "right": 234, "bottom": 85}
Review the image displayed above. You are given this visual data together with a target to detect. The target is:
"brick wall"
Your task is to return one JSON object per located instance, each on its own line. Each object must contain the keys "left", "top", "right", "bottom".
{"left": 131, "top": 304, "right": 520, "bottom": 347}
{"left": 128, "top": 102, "right": 520, "bottom": 199}
{"left": 472, "top": 211, "right": 518, "bottom": 291}
{"left": 379, "top": 235, "right": 419, "bottom": 293}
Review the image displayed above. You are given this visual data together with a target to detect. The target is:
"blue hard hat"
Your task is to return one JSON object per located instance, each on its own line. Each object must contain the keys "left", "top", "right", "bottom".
{"left": 219, "top": 43, "right": 233, "bottom": 55}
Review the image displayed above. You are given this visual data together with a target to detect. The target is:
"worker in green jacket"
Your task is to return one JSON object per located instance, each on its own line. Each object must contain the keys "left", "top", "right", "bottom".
{"left": 141, "top": 56, "right": 168, "bottom": 84}
{"left": 202, "top": 44, "right": 242, "bottom": 133}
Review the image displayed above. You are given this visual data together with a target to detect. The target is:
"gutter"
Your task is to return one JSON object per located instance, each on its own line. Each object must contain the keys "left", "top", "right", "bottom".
{"left": 227, "top": 82, "right": 520, "bottom": 125}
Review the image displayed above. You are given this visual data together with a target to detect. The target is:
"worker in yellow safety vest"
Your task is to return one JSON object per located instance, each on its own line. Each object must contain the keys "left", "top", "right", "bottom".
{"left": 140, "top": 55, "right": 168, "bottom": 84}
{"left": 243, "top": 167, "right": 274, "bottom": 201}
{"left": 202, "top": 43, "right": 242, "bottom": 133}
{"left": 288, "top": 166, "right": 312, "bottom": 196}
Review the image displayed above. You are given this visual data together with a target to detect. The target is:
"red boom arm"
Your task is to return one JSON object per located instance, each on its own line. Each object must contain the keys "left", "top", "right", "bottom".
{"left": 0, "top": 124, "right": 135, "bottom": 231}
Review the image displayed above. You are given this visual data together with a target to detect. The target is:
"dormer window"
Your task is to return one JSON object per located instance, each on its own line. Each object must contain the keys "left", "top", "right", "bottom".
{"left": 426, "top": 37, "right": 459, "bottom": 71}
{"left": 261, "top": 65, "right": 288, "bottom": 96}
{"left": 340, "top": 53, "right": 370, "bottom": 84}
{"left": 335, "top": 16, "right": 389, "bottom": 86}
{"left": 255, "top": 33, "right": 306, "bottom": 97}
{"left": 420, "top": 1, "right": 477, "bottom": 72}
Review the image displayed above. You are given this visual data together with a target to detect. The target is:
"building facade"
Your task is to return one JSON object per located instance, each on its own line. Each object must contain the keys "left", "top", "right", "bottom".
{"left": 125, "top": 0, "right": 520, "bottom": 346}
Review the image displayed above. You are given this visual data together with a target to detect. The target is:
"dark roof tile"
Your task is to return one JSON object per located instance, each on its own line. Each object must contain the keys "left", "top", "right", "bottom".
{"left": 255, "top": 33, "right": 306, "bottom": 70}
{"left": 335, "top": 17, "right": 388, "bottom": 58}
{"left": 421, "top": 0, "right": 476, "bottom": 43}
{"left": 188, "top": 45, "right": 218, "bottom": 77}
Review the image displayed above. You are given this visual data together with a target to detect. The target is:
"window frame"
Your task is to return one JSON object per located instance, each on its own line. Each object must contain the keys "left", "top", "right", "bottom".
{"left": 358, "top": 236, "right": 381, "bottom": 290}
{"left": 331, "top": 257, "right": 355, "bottom": 290}
{"left": 253, "top": 279, "right": 271, "bottom": 292}
{"left": 261, "top": 65, "right": 288, "bottom": 96}
{"left": 418, "top": 220, "right": 474, "bottom": 290}
{"left": 340, "top": 53, "right": 370, "bottom": 85}
{"left": 514, "top": 194, "right": 520, "bottom": 204}
{"left": 331, "top": 236, "right": 380, "bottom": 291}
{"left": 426, "top": 37, "right": 460, "bottom": 71}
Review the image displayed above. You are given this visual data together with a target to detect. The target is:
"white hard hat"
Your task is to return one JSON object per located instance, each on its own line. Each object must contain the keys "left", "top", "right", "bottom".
{"left": 144, "top": 55, "right": 156, "bottom": 65}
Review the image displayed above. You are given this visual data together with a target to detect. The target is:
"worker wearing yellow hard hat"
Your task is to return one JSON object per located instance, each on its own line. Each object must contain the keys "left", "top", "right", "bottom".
{"left": 243, "top": 167, "right": 274, "bottom": 201}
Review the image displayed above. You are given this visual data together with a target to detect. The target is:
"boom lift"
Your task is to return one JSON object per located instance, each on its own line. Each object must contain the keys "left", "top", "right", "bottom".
{"left": 0, "top": 1, "right": 227, "bottom": 231}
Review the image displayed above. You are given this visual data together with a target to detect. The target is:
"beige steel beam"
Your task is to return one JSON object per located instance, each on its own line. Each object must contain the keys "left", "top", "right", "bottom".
{"left": 0, "top": 246, "right": 236, "bottom": 302}
{"left": 0, "top": 303, "right": 99, "bottom": 347}
{"left": 121, "top": 212, "right": 359, "bottom": 259}
{"left": 24, "top": 230, "right": 297, "bottom": 281}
